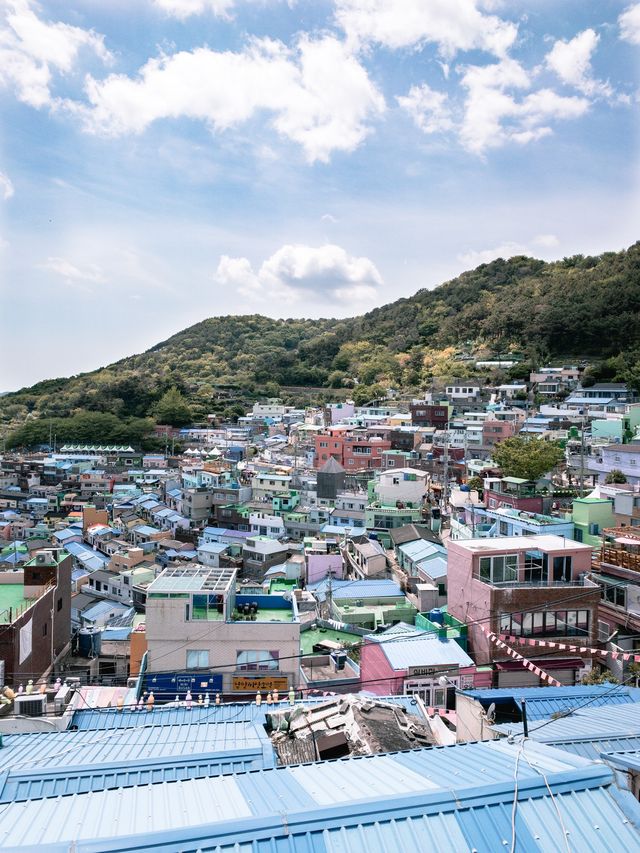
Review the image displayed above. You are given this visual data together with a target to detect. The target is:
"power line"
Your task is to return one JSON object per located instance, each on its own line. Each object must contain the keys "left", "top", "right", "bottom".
{"left": 3, "top": 574, "right": 628, "bottom": 683}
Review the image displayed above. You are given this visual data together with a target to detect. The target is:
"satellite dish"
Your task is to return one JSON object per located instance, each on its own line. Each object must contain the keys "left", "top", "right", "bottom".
{"left": 486, "top": 702, "right": 496, "bottom": 723}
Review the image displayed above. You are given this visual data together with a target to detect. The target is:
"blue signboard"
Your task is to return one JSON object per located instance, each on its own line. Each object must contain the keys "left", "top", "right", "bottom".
{"left": 143, "top": 671, "right": 223, "bottom": 701}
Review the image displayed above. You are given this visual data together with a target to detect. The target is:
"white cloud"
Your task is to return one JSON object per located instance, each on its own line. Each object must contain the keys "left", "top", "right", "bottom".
{"left": 619, "top": 4, "right": 640, "bottom": 45}
{"left": 0, "top": 0, "right": 111, "bottom": 108}
{"left": 0, "top": 171, "right": 14, "bottom": 199}
{"left": 397, "top": 83, "right": 453, "bottom": 134}
{"left": 459, "top": 240, "right": 527, "bottom": 266}
{"left": 38, "top": 256, "right": 106, "bottom": 288}
{"left": 459, "top": 233, "right": 562, "bottom": 266}
{"left": 459, "top": 59, "right": 589, "bottom": 154}
{"left": 214, "top": 243, "right": 382, "bottom": 305}
{"left": 321, "top": 213, "right": 338, "bottom": 223}
{"left": 335, "top": 0, "right": 517, "bottom": 58}
{"left": 75, "top": 36, "right": 385, "bottom": 163}
{"left": 546, "top": 29, "right": 613, "bottom": 98}
{"left": 152, "top": 0, "right": 235, "bottom": 18}
{"left": 533, "top": 233, "right": 559, "bottom": 248}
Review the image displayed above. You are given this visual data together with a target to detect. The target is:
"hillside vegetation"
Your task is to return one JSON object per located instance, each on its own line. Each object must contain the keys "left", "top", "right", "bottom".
{"left": 3, "top": 243, "right": 640, "bottom": 447}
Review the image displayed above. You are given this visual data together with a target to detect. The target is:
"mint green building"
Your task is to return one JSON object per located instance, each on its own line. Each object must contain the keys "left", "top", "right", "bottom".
{"left": 572, "top": 497, "right": 615, "bottom": 546}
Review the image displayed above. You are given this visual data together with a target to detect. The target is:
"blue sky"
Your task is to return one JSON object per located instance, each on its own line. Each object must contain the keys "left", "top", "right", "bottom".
{"left": 1, "top": 0, "right": 638, "bottom": 390}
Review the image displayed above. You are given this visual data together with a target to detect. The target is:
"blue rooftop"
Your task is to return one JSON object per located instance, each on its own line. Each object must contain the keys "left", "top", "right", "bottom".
{"left": 463, "top": 685, "right": 640, "bottom": 722}
{"left": 307, "top": 578, "right": 403, "bottom": 603}
{"left": 366, "top": 627, "right": 474, "bottom": 670}
{"left": 69, "top": 695, "right": 427, "bottom": 731}
{"left": 492, "top": 698, "right": 640, "bottom": 759}
{"left": 2, "top": 740, "right": 639, "bottom": 852}
{"left": 81, "top": 600, "right": 133, "bottom": 622}
{"left": 0, "top": 718, "right": 274, "bottom": 804}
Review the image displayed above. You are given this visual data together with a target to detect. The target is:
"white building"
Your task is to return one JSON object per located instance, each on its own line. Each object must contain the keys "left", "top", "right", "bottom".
{"left": 374, "top": 468, "right": 429, "bottom": 507}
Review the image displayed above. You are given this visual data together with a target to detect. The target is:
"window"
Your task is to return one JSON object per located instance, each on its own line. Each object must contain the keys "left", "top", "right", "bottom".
{"left": 478, "top": 553, "right": 518, "bottom": 584}
{"left": 42, "top": 623, "right": 47, "bottom": 636}
{"left": 601, "top": 581, "right": 626, "bottom": 608}
{"left": 499, "top": 609, "right": 589, "bottom": 638}
{"left": 57, "top": 597, "right": 63, "bottom": 612}
{"left": 236, "top": 650, "right": 279, "bottom": 671}
{"left": 598, "top": 620, "right": 611, "bottom": 643}
{"left": 553, "top": 555, "right": 572, "bottom": 582}
{"left": 186, "top": 649, "right": 209, "bottom": 669}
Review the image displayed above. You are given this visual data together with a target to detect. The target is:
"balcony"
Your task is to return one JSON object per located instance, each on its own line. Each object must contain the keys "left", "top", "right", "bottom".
{"left": 491, "top": 579, "right": 588, "bottom": 588}
{"left": 598, "top": 547, "right": 640, "bottom": 573}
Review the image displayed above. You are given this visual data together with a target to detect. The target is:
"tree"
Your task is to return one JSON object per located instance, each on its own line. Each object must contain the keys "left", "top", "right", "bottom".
{"left": 153, "top": 386, "right": 192, "bottom": 426}
{"left": 491, "top": 437, "right": 565, "bottom": 481}
{"left": 466, "top": 476, "right": 484, "bottom": 493}
{"left": 580, "top": 669, "right": 619, "bottom": 686}
{"left": 605, "top": 469, "right": 628, "bottom": 484}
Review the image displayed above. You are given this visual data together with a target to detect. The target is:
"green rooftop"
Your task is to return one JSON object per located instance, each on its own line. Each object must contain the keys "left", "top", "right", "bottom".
{"left": 300, "top": 626, "right": 361, "bottom": 656}
{"left": 231, "top": 607, "right": 294, "bottom": 623}
{"left": 268, "top": 579, "right": 298, "bottom": 593}
{"left": 0, "top": 584, "right": 32, "bottom": 623}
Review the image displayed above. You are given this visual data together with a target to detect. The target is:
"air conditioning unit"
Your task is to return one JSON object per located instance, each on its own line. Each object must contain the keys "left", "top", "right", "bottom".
{"left": 14, "top": 694, "right": 47, "bottom": 717}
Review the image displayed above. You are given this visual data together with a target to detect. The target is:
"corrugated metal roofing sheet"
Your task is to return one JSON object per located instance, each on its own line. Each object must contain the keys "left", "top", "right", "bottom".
{"left": 1, "top": 740, "right": 639, "bottom": 852}
{"left": 398, "top": 539, "right": 445, "bottom": 562}
{"left": 70, "top": 696, "right": 427, "bottom": 731}
{"left": 0, "top": 719, "right": 275, "bottom": 803}
{"left": 492, "top": 701, "right": 640, "bottom": 743}
{"left": 370, "top": 633, "right": 473, "bottom": 670}
{"left": 307, "top": 578, "right": 402, "bottom": 603}
{"left": 463, "top": 685, "right": 640, "bottom": 721}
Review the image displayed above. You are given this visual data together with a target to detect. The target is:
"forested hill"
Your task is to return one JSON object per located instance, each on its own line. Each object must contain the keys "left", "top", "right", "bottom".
{"left": 3, "top": 243, "right": 640, "bottom": 447}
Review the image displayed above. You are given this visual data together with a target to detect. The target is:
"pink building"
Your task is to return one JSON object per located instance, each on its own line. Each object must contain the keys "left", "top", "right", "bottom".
{"left": 446, "top": 535, "right": 600, "bottom": 687}
{"left": 483, "top": 477, "right": 544, "bottom": 513}
{"left": 359, "top": 624, "right": 488, "bottom": 707}
{"left": 482, "top": 420, "right": 517, "bottom": 449}
{"left": 306, "top": 552, "right": 344, "bottom": 584}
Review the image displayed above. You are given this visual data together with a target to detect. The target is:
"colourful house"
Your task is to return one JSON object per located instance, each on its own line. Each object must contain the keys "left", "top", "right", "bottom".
{"left": 572, "top": 497, "right": 615, "bottom": 546}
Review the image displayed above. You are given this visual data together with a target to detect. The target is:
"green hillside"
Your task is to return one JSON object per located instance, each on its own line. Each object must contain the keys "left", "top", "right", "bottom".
{"left": 3, "top": 243, "right": 640, "bottom": 448}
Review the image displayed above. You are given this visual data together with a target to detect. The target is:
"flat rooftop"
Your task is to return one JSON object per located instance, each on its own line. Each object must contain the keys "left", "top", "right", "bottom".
{"left": 449, "top": 534, "right": 592, "bottom": 553}
{"left": 300, "top": 627, "right": 361, "bottom": 656}
{"left": 148, "top": 564, "right": 236, "bottom": 594}
{"left": 0, "top": 584, "right": 31, "bottom": 622}
{"left": 233, "top": 607, "right": 295, "bottom": 623}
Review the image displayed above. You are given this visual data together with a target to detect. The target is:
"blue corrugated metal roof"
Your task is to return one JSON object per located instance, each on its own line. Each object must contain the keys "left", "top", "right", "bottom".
{"left": 398, "top": 539, "right": 445, "bottom": 562}
{"left": 307, "top": 578, "right": 402, "bottom": 603}
{"left": 81, "top": 601, "right": 132, "bottom": 621}
{"left": 463, "top": 685, "right": 640, "bottom": 722}
{"left": 1, "top": 740, "right": 639, "bottom": 852}
{"left": 605, "top": 750, "right": 640, "bottom": 773}
{"left": 367, "top": 631, "right": 473, "bottom": 670}
{"left": 70, "top": 696, "right": 427, "bottom": 731}
{"left": 0, "top": 720, "right": 274, "bottom": 803}
{"left": 558, "top": 737, "right": 640, "bottom": 759}
{"left": 416, "top": 554, "right": 447, "bottom": 579}
{"left": 492, "top": 700, "right": 640, "bottom": 751}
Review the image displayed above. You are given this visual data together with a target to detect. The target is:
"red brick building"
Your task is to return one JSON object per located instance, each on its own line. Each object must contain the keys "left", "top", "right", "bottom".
{"left": 314, "top": 430, "right": 392, "bottom": 470}
{"left": 0, "top": 549, "right": 72, "bottom": 685}
{"left": 410, "top": 403, "right": 450, "bottom": 428}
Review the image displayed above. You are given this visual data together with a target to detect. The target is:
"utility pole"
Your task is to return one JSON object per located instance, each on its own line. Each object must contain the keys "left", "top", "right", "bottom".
{"left": 579, "top": 413, "right": 586, "bottom": 497}
{"left": 442, "top": 430, "right": 449, "bottom": 517}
